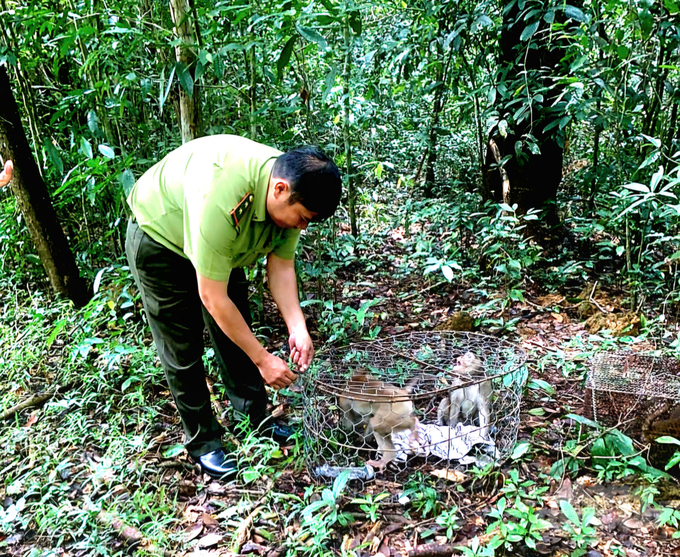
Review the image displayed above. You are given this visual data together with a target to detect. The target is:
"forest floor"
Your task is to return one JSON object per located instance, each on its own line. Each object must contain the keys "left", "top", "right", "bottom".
{"left": 2, "top": 227, "right": 680, "bottom": 557}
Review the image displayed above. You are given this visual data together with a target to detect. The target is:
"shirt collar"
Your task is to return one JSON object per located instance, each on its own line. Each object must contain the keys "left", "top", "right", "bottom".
{"left": 252, "top": 156, "right": 278, "bottom": 222}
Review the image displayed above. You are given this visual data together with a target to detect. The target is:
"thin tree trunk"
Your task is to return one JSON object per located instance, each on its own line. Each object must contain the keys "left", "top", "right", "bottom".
{"left": 343, "top": 21, "right": 357, "bottom": 236}
{"left": 67, "top": 0, "right": 116, "bottom": 147}
{"left": 0, "top": 66, "right": 90, "bottom": 307}
{"left": 0, "top": 5, "right": 45, "bottom": 174}
{"left": 248, "top": 44, "right": 257, "bottom": 141}
{"left": 169, "top": 0, "right": 203, "bottom": 142}
{"left": 588, "top": 98, "right": 602, "bottom": 213}
{"left": 423, "top": 17, "right": 454, "bottom": 198}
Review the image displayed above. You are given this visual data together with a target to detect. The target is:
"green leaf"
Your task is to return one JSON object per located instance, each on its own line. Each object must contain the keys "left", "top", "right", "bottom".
{"left": 296, "top": 23, "right": 328, "bottom": 50}
{"left": 160, "top": 65, "right": 175, "bottom": 115}
{"left": 80, "top": 137, "right": 93, "bottom": 159}
{"left": 666, "top": 452, "right": 680, "bottom": 470}
{"left": 617, "top": 45, "right": 630, "bottom": 59}
{"left": 93, "top": 267, "right": 107, "bottom": 294}
{"left": 98, "top": 144, "right": 115, "bottom": 159}
{"left": 44, "top": 140, "right": 63, "bottom": 175}
{"left": 162, "top": 443, "right": 185, "bottom": 458}
{"left": 120, "top": 169, "right": 136, "bottom": 196}
{"left": 564, "top": 5, "right": 586, "bottom": 21}
{"left": 656, "top": 436, "right": 680, "bottom": 446}
{"left": 622, "top": 182, "right": 650, "bottom": 193}
{"left": 121, "top": 377, "right": 135, "bottom": 392}
{"left": 559, "top": 499, "right": 581, "bottom": 525}
{"left": 277, "top": 36, "right": 296, "bottom": 81}
{"left": 441, "top": 265, "right": 454, "bottom": 282}
{"left": 87, "top": 109, "right": 99, "bottom": 134}
{"left": 46, "top": 320, "right": 66, "bottom": 348}
{"left": 520, "top": 20, "right": 539, "bottom": 41}
{"left": 565, "top": 413, "right": 600, "bottom": 429}
{"left": 664, "top": 0, "right": 680, "bottom": 14}
{"left": 175, "top": 62, "right": 194, "bottom": 97}
{"left": 511, "top": 441, "right": 531, "bottom": 460}
{"left": 331, "top": 469, "right": 350, "bottom": 498}
{"left": 323, "top": 65, "right": 337, "bottom": 101}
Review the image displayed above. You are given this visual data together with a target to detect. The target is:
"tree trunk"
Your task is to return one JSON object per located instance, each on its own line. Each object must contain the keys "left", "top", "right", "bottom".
{"left": 0, "top": 66, "right": 90, "bottom": 307}
{"left": 423, "top": 81, "right": 444, "bottom": 197}
{"left": 481, "top": 0, "right": 576, "bottom": 226}
{"left": 248, "top": 43, "right": 257, "bottom": 141}
{"left": 423, "top": 9, "right": 452, "bottom": 198}
{"left": 169, "top": 0, "right": 203, "bottom": 143}
{"left": 343, "top": 21, "right": 357, "bottom": 236}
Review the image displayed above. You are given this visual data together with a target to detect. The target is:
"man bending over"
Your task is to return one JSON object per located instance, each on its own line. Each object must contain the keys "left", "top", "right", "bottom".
{"left": 125, "top": 135, "right": 342, "bottom": 480}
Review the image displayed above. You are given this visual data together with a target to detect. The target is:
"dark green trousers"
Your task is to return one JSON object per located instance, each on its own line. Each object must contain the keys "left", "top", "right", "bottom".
{"left": 125, "top": 219, "right": 268, "bottom": 457}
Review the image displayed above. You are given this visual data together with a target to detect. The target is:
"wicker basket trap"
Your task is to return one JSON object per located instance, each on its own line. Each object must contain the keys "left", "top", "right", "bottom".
{"left": 585, "top": 351, "right": 680, "bottom": 438}
{"left": 301, "top": 331, "right": 527, "bottom": 484}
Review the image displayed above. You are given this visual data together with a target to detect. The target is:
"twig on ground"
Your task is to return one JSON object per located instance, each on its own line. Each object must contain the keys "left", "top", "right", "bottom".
{"left": 1, "top": 385, "right": 69, "bottom": 420}
{"left": 231, "top": 478, "right": 273, "bottom": 553}
{"left": 157, "top": 460, "right": 197, "bottom": 472}
{"left": 97, "top": 510, "right": 179, "bottom": 557}
{"left": 400, "top": 280, "right": 448, "bottom": 302}
{"left": 407, "top": 543, "right": 456, "bottom": 557}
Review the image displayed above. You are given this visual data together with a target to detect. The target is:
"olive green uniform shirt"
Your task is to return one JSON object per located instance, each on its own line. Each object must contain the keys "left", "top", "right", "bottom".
{"left": 126, "top": 135, "right": 301, "bottom": 282}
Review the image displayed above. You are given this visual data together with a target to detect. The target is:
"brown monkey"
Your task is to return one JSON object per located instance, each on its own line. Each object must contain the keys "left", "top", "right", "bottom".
{"left": 337, "top": 372, "right": 420, "bottom": 469}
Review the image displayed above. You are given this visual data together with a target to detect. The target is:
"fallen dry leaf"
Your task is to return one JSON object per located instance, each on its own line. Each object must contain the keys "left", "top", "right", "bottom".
{"left": 201, "top": 512, "right": 220, "bottom": 528}
{"left": 24, "top": 413, "right": 38, "bottom": 427}
{"left": 554, "top": 478, "right": 573, "bottom": 502}
{"left": 197, "top": 533, "right": 222, "bottom": 548}
{"left": 184, "top": 523, "right": 203, "bottom": 542}
{"left": 623, "top": 518, "right": 645, "bottom": 530}
{"left": 600, "top": 511, "right": 618, "bottom": 526}
{"left": 430, "top": 469, "right": 466, "bottom": 482}
{"left": 575, "top": 475, "right": 597, "bottom": 487}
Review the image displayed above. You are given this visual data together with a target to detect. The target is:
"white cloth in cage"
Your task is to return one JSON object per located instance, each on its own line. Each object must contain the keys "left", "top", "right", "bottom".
{"left": 392, "top": 423, "right": 498, "bottom": 464}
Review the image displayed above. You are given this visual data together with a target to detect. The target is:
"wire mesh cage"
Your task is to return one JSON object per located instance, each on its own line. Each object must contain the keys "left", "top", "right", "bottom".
{"left": 301, "top": 331, "right": 527, "bottom": 486}
{"left": 585, "top": 351, "right": 680, "bottom": 439}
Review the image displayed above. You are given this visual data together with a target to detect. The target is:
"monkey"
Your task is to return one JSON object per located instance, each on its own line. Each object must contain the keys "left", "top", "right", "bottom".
{"left": 437, "top": 352, "right": 492, "bottom": 436}
{"left": 336, "top": 372, "right": 421, "bottom": 470}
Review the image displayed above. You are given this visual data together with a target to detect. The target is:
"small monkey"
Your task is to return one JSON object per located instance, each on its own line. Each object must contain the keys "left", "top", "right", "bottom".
{"left": 437, "top": 353, "right": 492, "bottom": 436}
{"left": 337, "top": 372, "right": 420, "bottom": 469}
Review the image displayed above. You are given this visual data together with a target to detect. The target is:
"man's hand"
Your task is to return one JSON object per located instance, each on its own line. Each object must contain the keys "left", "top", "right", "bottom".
{"left": 257, "top": 352, "right": 299, "bottom": 390}
{"left": 0, "top": 160, "right": 13, "bottom": 187}
{"left": 289, "top": 325, "right": 314, "bottom": 372}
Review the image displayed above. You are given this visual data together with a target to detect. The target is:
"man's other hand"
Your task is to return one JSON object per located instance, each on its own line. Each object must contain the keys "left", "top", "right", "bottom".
{"left": 258, "top": 352, "right": 298, "bottom": 390}
{"left": 0, "top": 160, "right": 13, "bottom": 187}
{"left": 289, "top": 325, "right": 314, "bottom": 372}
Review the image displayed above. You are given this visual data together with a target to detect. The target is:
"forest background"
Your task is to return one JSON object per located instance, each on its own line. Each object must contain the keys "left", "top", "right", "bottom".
{"left": 3, "top": 0, "right": 680, "bottom": 556}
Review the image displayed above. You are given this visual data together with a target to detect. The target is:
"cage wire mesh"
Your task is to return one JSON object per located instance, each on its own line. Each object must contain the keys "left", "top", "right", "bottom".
{"left": 585, "top": 351, "right": 680, "bottom": 439}
{"left": 301, "top": 331, "right": 527, "bottom": 487}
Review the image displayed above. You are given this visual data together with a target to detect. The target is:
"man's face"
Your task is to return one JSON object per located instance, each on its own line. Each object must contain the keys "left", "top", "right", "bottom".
{"left": 267, "top": 180, "right": 318, "bottom": 229}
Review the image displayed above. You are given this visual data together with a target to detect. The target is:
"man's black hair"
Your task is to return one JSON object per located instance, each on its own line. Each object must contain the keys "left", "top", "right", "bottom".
{"left": 272, "top": 146, "right": 342, "bottom": 222}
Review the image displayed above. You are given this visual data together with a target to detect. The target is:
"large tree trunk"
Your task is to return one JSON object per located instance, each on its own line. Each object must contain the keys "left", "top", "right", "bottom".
{"left": 0, "top": 66, "right": 90, "bottom": 307}
{"left": 481, "top": 1, "right": 576, "bottom": 225}
{"left": 169, "top": 0, "right": 203, "bottom": 143}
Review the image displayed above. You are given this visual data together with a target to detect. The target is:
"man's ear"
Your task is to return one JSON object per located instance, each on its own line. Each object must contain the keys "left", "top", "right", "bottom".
{"left": 272, "top": 179, "right": 290, "bottom": 198}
